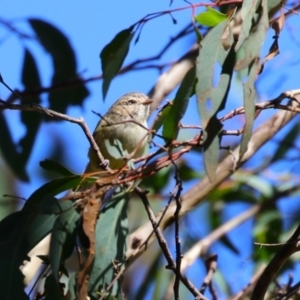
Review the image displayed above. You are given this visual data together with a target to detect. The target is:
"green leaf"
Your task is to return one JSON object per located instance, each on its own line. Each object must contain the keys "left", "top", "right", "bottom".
{"left": 100, "top": 27, "right": 134, "bottom": 99}
{"left": 25, "top": 212, "right": 57, "bottom": 253}
{"left": 23, "top": 176, "right": 84, "bottom": 212}
{"left": 49, "top": 207, "right": 79, "bottom": 282}
{"left": 235, "top": 0, "right": 260, "bottom": 51}
{"left": 40, "top": 159, "right": 76, "bottom": 177}
{"left": 152, "top": 104, "right": 172, "bottom": 133}
{"left": 0, "top": 211, "right": 33, "bottom": 300}
{"left": 239, "top": 59, "right": 260, "bottom": 160}
{"left": 196, "top": 20, "right": 234, "bottom": 182}
{"left": 235, "top": 0, "right": 269, "bottom": 70}
{"left": 195, "top": 7, "right": 228, "bottom": 27}
{"left": 29, "top": 19, "right": 89, "bottom": 113}
{"left": 267, "top": 0, "right": 282, "bottom": 11}
{"left": 88, "top": 189, "right": 128, "bottom": 298}
{"left": 162, "top": 66, "right": 195, "bottom": 141}
{"left": 37, "top": 197, "right": 74, "bottom": 215}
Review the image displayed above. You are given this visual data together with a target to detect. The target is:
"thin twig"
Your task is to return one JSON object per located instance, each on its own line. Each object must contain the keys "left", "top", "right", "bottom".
{"left": 172, "top": 161, "right": 183, "bottom": 300}
{"left": 200, "top": 254, "right": 218, "bottom": 300}
{"left": 0, "top": 98, "right": 108, "bottom": 170}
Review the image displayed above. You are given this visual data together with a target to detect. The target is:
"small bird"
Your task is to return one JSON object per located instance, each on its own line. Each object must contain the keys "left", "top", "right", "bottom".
{"left": 85, "top": 92, "right": 152, "bottom": 173}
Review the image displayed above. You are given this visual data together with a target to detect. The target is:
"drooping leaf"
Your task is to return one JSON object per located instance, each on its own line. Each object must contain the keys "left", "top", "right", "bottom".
{"left": 196, "top": 20, "right": 234, "bottom": 182}
{"left": 40, "top": 159, "right": 76, "bottom": 177}
{"left": 88, "top": 189, "right": 129, "bottom": 298}
{"left": 44, "top": 274, "right": 67, "bottom": 300}
{"left": 0, "top": 211, "right": 37, "bottom": 300}
{"left": 49, "top": 207, "right": 79, "bottom": 282}
{"left": 21, "top": 48, "right": 42, "bottom": 92}
{"left": 19, "top": 48, "right": 43, "bottom": 175}
{"left": 235, "top": 0, "right": 260, "bottom": 51}
{"left": 162, "top": 66, "right": 196, "bottom": 141}
{"left": 100, "top": 27, "right": 134, "bottom": 99}
{"left": 29, "top": 19, "right": 89, "bottom": 114}
{"left": 235, "top": 0, "right": 269, "bottom": 70}
{"left": 195, "top": 7, "right": 228, "bottom": 27}
{"left": 239, "top": 58, "right": 260, "bottom": 160}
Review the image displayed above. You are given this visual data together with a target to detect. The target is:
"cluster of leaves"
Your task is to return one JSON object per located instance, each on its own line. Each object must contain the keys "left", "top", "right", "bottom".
{"left": 0, "top": 19, "right": 89, "bottom": 181}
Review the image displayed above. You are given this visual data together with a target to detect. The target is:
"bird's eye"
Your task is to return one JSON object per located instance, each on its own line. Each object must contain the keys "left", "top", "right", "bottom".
{"left": 128, "top": 99, "right": 136, "bottom": 105}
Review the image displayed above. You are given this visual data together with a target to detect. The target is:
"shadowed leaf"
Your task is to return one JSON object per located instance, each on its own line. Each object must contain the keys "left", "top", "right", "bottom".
{"left": 100, "top": 27, "right": 134, "bottom": 99}
{"left": 0, "top": 113, "right": 29, "bottom": 181}
{"left": 40, "top": 159, "right": 75, "bottom": 177}
{"left": 50, "top": 207, "right": 79, "bottom": 282}
{"left": 29, "top": 19, "right": 89, "bottom": 114}
{"left": 0, "top": 211, "right": 30, "bottom": 300}
{"left": 23, "top": 176, "right": 88, "bottom": 212}
{"left": 19, "top": 49, "right": 42, "bottom": 177}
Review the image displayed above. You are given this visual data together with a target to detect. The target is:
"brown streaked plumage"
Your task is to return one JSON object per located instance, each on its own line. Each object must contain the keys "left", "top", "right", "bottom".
{"left": 85, "top": 92, "right": 152, "bottom": 172}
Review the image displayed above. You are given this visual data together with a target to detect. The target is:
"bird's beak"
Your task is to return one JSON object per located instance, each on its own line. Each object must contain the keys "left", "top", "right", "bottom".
{"left": 143, "top": 99, "right": 153, "bottom": 105}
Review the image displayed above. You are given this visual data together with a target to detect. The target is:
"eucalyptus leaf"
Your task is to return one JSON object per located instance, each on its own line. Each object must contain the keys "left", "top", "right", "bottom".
{"left": 195, "top": 7, "right": 227, "bottom": 27}
{"left": 50, "top": 207, "right": 80, "bottom": 282}
{"left": 162, "top": 66, "right": 195, "bottom": 141}
{"left": 29, "top": 18, "right": 89, "bottom": 113}
{"left": 100, "top": 27, "right": 134, "bottom": 99}
{"left": 40, "top": 159, "right": 76, "bottom": 177}
{"left": 196, "top": 20, "right": 234, "bottom": 182}
{"left": 88, "top": 188, "right": 129, "bottom": 299}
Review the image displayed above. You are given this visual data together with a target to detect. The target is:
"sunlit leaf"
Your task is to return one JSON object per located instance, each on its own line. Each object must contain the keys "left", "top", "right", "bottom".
{"left": 235, "top": 0, "right": 260, "bottom": 51}
{"left": 235, "top": 0, "right": 269, "bottom": 70}
{"left": 195, "top": 7, "right": 227, "bottom": 27}
{"left": 100, "top": 27, "right": 134, "bottom": 99}
{"left": 239, "top": 58, "right": 260, "bottom": 160}
{"left": 196, "top": 20, "right": 234, "bottom": 182}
